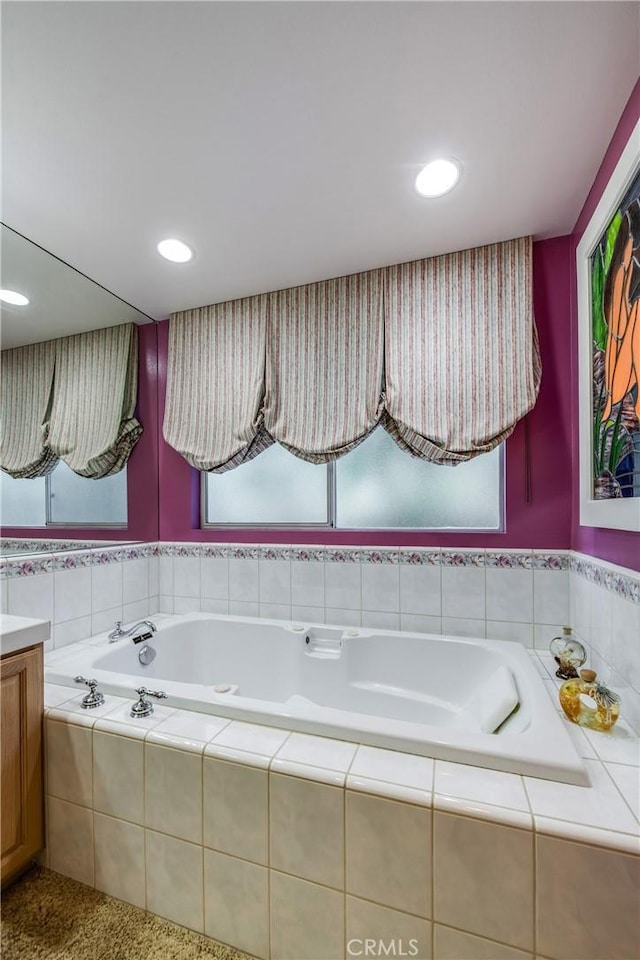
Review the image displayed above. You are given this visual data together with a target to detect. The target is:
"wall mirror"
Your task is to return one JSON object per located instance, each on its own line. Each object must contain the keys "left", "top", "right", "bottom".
{"left": 0, "top": 224, "right": 160, "bottom": 554}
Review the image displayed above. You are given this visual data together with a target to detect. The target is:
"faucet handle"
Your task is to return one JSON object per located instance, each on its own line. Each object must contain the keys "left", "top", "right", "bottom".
{"left": 130, "top": 687, "right": 168, "bottom": 718}
{"left": 74, "top": 676, "right": 105, "bottom": 709}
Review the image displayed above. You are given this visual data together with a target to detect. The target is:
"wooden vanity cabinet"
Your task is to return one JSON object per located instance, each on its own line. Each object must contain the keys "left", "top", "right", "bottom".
{"left": 1, "top": 643, "right": 44, "bottom": 886}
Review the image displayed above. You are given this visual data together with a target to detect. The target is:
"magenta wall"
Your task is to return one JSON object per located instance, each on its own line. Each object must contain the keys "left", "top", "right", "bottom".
{"left": 157, "top": 235, "right": 574, "bottom": 548}
{"left": 2, "top": 322, "right": 160, "bottom": 543}
{"left": 570, "top": 77, "right": 640, "bottom": 572}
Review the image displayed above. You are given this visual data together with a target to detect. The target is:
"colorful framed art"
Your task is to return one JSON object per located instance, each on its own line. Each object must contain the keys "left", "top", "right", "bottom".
{"left": 577, "top": 118, "right": 640, "bottom": 531}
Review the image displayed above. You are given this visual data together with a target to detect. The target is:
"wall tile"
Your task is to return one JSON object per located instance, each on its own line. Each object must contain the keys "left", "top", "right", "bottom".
{"left": 434, "top": 812, "right": 533, "bottom": 951}
{"left": 145, "top": 830, "right": 203, "bottom": 933}
{"left": 148, "top": 556, "right": 159, "bottom": 596}
{"left": 229, "top": 600, "right": 259, "bottom": 617}
{"left": 91, "top": 562, "right": 123, "bottom": 613}
{"left": 55, "top": 616, "right": 92, "bottom": 648}
{"left": 347, "top": 897, "right": 432, "bottom": 960}
{"left": 588, "top": 581, "right": 612, "bottom": 665}
{"left": 401, "top": 613, "right": 442, "bottom": 634}
{"left": 533, "top": 569, "right": 569, "bottom": 625}
{"left": 441, "top": 617, "right": 485, "bottom": 639}
{"left": 122, "top": 558, "right": 149, "bottom": 605}
{"left": 145, "top": 743, "right": 202, "bottom": 843}
{"left": 174, "top": 595, "right": 200, "bottom": 614}
{"left": 201, "top": 557, "right": 229, "bottom": 600}
{"left": 203, "top": 757, "right": 268, "bottom": 864}
{"left": 91, "top": 604, "right": 123, "bottom": 636}
{"left": 159, "top": 556, "right": 173, "bottom": 596}
{"left": 325, "top": 561, "right": 361, "bottom": 610}
{"left": 259, "top": 559, "right": 291, "bottom": 604}
{"left": 54, "top": 567, "right": 91, "bottom": 623}
{"left": 94, "top": 812, "right": 145, "bottom": 908}
{"left": 611, "top": 593, "right": 640, "bottom": 693}
{"left": 537, "top": 834, "right": 640, "bottom": 960}
{"left": 1, "top": 579, "right": 7, "bottom": 614}
{"left": 346, "top": 790, "right": 431, "bottom": 917}
{"left": 362, "top": 610, "right": 401, "bottom": 630}
{"left": 486, "top": 568, "right": 533, "bottom": 624}
{"left": 204, "top": 850, "right": 269, "bottom": 959}
{"left": 8, "top": 571, "right": 53, "bottom": 622}
{"left": 400, "top": 564, "right": 442, "bottom": 616}
{"left": 48, "top": 796, "right": 94, "bottom": 886}
{"left": 270, "top": 871, "right": 344, "bottom": 960}
{"left": 326, "top": 606, "right": 361, "bottom": 626}
{"left": 201, "top": 597, "right": 229, "bottom": 615}
{"left": 441, "top": 566, "right": 485, "bottom": 620}
{"left": 174, "top": 556, "right": 200, "bottom": 598}
{"left": 259, "top": 601, "right": 292, "bottom": 620}
{"left": 362, "top": 563, "right": 400, "bottom": 613}
{"left": 434, "top": 925, "right": 532, "bottom": 959}
{"left": 291, "top": 560, "right": 325, "bottom": 607}
{"left": 486, "top": 620, "right": 534, "bottom": 647}
{"left": 93, "top": 730, "right": 144, "bottom": 824}
{"left": 271, "top": 772, "right": 344, "bottom": 889}
{"left": 229, "top": 559, "right": 259, "bottom": 601}
{"left": 291, "top": 604, "right": 324, "bottom": 622}
{"left": 46, "top": 719, "right": 93, "bottom": 807}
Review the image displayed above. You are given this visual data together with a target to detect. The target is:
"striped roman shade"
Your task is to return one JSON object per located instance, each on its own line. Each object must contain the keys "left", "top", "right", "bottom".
{"left": 164, "top": 236, "right": 539, "bottom": 472}
{"left": 264, "top": 270, "right": 385, "bottom": 461}
{"left": 47, "top": 323, "right": 142, "bottom": 477}
{"left": 0, "top": 340, "right": 57, "bottom": 478}
{"left": 163, "top": 296, "right": 272, "bottom": 472}
{"left": 383, "top": 237, "right": 540, "bottom": 463}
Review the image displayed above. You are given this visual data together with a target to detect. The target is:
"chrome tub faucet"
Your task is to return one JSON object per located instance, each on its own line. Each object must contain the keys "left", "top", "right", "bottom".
{"left": 108, "top": 619, "right": 157, "bottom": 643}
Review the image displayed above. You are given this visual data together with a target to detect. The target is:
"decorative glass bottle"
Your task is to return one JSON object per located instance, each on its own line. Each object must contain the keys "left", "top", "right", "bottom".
{"left": 559, "top": 669, "right": 621, "bottom": 732}
{"left": 549, "top": 626, "right": 587, "bottom": 680}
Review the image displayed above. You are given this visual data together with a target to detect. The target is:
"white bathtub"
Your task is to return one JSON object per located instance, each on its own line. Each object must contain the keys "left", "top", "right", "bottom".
{"left": 47, "top": 613, "right": 588, "bottom": 784}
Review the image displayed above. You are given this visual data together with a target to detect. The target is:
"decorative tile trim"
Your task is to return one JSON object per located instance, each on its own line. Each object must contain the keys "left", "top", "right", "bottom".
{"left": 532, "top": 553, "right": 570, "bottom": 570}
{"left": 570, "top": 554, "right": 640, "bottom": 604}
{"left": 0, "top": 542, "right": 157, "bottom": 579}
{"left": 440, "top": 550, "right": 484, "bottom": 567}
{"left": 359, "top": 549, "right": 400, "bottom": 564}
{"left": 324, "top": 548, "right": 361, "bottom": 563}
{"left": 485, "top": 551, "right": 533, "bottom": 568}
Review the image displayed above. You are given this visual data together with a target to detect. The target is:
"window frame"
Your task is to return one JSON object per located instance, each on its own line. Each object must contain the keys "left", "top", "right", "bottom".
{"left": 0, "top": 467, "right": 129, "bottom": 530}
{"left": 201, "top": 443, "right": 505, "bottom": 533}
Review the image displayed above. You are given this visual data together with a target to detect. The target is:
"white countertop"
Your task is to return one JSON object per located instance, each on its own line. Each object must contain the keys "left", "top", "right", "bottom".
{"left": 1, "top": 614, "right": 50, "bottom": 657}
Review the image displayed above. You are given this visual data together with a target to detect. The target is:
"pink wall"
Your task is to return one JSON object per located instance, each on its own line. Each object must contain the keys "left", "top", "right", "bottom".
{"left": 157, "top": 235, "right": 574, "bottom": 548}
{"left": 570, "top": 77, "right": 640, "bottom": 572}
{"left": 2, "top": 322, "right": 160, "bottom": 544}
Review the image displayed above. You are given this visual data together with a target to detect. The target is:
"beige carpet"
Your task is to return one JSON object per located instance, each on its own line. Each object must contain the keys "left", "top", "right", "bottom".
{"left": 1, "top": 867, "right": 252, "bottom": 960}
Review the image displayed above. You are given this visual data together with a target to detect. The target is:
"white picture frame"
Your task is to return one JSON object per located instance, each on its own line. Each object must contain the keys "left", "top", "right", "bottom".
{"left": 577, "top": 117, "right": 640, "bottom": 531}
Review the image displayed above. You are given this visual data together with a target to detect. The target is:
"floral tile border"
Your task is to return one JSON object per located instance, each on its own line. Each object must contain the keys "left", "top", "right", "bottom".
{"left": 0, "top": 542, "right": 158, "bottom": 579}
{"left": 1, "top": 540, "right": 637, "bottom": 606}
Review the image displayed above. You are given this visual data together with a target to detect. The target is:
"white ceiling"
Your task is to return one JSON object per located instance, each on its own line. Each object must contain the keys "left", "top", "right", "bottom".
{"left": 2, "top": 1, "right": 639, "bottom": 340}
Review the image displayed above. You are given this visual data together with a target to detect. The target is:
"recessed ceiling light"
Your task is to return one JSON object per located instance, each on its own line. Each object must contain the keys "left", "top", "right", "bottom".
{"left": 0, "top": 289, "right": 29, "bottom": 306}
{"left": 157, "top": 238, "right": 193, "bottom": 263}
{"left": 415, "top": 158, "right": 461, "bottom": 198}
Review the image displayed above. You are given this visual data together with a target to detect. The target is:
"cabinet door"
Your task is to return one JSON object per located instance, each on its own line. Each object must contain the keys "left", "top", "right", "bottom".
{"left": 1, "top": 645, "right": 44, "bottom": 885}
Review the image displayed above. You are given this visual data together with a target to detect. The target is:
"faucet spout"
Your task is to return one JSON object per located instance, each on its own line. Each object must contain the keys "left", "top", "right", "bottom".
{"left": 108, "top": 619, "right": 157, "bottom": 642}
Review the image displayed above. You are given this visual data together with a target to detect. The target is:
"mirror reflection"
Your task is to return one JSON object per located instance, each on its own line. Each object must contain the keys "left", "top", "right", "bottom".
{"left": 0, "top": 224, "right": 157, "bottom": 556}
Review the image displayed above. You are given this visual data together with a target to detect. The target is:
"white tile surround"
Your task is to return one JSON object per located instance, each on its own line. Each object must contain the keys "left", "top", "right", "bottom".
{"left": 3, "top": 542, "right": 638, "bottom": 729}
{"left": 3, "top": 542, "right": 639, "bottom": 957}
{"left": 41, "top": 668, "right": 640, "bottom": 960}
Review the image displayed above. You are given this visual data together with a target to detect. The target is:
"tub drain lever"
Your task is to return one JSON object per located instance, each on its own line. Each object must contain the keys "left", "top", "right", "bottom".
{"left": 130, "top": 686, "right": 168, "bottom": 718}
{"left": 74, "top": 676, "right": 105, "bottom": 710}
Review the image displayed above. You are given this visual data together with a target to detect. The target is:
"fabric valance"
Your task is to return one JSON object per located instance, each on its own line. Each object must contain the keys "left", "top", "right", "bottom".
{"left": 164, "top": 236, "right": 539, "bottom": 470}
{"left": 0, "top": 323, "right": 142, "bottom": 480}
{"left": 383, "top": 236, "right": 540, "bottom": 463}
{"left": 163, "top": 296, "right": 272, "bottom": 472}
{"left": 264, "top": 270, "right": 385, "bottom": 461}
{"left": 0, "top": 340, "right": 57, "bottom": 478}
{"left": 47, "top": 323, "right": 142, "bottom": 478}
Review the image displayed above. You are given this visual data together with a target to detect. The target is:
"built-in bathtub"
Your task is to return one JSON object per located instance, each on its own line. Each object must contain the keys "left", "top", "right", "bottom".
{"left": 46, "top": 612, "right": 588, "bottom": 784}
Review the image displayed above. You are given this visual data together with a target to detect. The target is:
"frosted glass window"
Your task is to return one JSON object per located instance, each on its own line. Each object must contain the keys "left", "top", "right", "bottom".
{"left": 0, "top": 473, "right": 47, "bottom": 527}
{"left": 205, "top": 443, "right": 329, "bottom": 525}
{"left": 49, "top": 462, "right": 127, "bottom": 524}
{"left": 335, "top": 428, "right": 502, "bottom": 529}
{"left": 0, "top": 463, "right": 127, "bottom": 526}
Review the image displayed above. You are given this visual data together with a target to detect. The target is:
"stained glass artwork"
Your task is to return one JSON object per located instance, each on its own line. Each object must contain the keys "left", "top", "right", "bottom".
{"left": 591, "top": 166, "right": 640, "bottom": 499}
